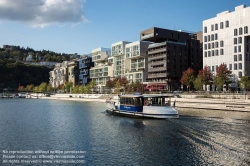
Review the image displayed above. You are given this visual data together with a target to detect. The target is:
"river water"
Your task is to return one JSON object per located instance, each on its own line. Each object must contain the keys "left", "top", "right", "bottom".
{"left": 0, "top": 99, "right": 249, "bottom": 165}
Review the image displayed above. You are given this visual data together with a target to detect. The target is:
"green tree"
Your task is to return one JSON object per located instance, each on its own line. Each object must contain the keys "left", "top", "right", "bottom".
{"left": 238, "top": 72, "right": 250, "bottom": 92}
{"left": 180, "top": 67, "right": 195, "bottom": 91}
{"left": 214, "top": 63, "right": 232, "bottom": 91}
{"left": 65, "top": 82, "right": 73, "bottom": 93}
{"left": 79, "top": 85, "right": 85, "bottom": 93}
{"left": 39, "top": 82, "right": 47, "bottom": 92}
{"left": 194, "top": 77, "right": 203, "bottom": 91}
{"left": 46, "top": 84, "right": 53, "bottom": 92}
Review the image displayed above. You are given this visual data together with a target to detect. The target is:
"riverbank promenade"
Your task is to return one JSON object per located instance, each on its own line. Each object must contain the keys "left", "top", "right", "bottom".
{"left": 25, "top": 92, "right": 250, "bottom": 112}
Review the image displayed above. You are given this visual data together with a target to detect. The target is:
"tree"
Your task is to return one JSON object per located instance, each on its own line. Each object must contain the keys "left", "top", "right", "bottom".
{"left": 65, "top": 82, "right": 73, "bottom": 93}
{"left": 79, "top": 85, "right": 84, "bottom": 93}
{"left": 46, "top": 84, "right": 53, "bottom": 92}
{"left": 238, "top": 72, "right": 250, "bottom": 92}
{"left": 214, "top": 63, "right": 232, "bottom": 91}
{"left": 197, "top": 66, "right": 213, "bottom": 91}
{"left": 114, "top": 80, "right": 121, "bottom": 94}
{"left": 180, "top": 68, "right": 195, "bottom": 91}
{"left": 39, "top": 82, "right": 47, "bottom": 92}
{"left": 194, "top": 77, "right": 203, "bottom": 91}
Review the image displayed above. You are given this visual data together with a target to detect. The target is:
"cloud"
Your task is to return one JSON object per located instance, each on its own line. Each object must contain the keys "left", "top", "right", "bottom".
{"left": 0, "top": 0, "right": 86, "bottom": 27}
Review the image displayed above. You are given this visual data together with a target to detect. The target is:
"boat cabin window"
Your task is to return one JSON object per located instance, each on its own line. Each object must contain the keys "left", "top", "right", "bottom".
{"left": 144, "top": 97, "right": 169, "bottom": 106}
{"left": 120, "top": 97, "right": 142, "bottom": 106}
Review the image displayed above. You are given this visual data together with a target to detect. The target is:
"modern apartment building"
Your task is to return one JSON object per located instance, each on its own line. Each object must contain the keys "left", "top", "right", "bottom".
{"left": 140, "top": 27, "right": 203, "bottom": 91}
{"left": 124, "top": 41, "right": 151, "bottom": 82}
{"left": 49, "top": 61, "right": 69, "bottom": 88}
{"left": 90, "top": 47, "right": 113, "bottom": 92}
{"left": 111, "top": 41, "right": 131, "bottom": 77}
{"left": 79, "top": 54, "right": 94, "bottom": 86}
{"left": 203, "top": 4, "right": 250, "bottom": 89}
{"left": 68, "top": 59, "right": 79, "bottom": 87}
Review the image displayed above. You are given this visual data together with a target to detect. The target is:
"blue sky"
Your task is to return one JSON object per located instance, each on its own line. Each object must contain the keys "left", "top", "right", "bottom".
{"left": 0, "top": 0, "right": 250, "bottom": 55}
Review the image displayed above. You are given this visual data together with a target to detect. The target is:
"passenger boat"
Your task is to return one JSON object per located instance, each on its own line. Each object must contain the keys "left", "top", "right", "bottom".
{"left": 106, "top": 93, "right": 179, "bottom": 119}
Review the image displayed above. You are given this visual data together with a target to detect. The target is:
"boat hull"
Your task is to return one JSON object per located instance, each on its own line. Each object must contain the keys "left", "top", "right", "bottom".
{"left": 106, "top": 109, "right": 179, "bottom": 119}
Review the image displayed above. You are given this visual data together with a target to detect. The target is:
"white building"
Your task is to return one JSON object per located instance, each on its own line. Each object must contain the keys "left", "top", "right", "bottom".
{"left": 110, "top": 41, "right": 131, "bottom": 77}
{"left": 124, "top": 41, "right": 151, "bottom": 82}
{"left": 90, "top": 47, "right": 113, "bottom": 91}
{"left": 203, "top": 4, "right": 250, "bottom": 89}
{"left": 26, "top": 52, "right": 34, "bottom": 62}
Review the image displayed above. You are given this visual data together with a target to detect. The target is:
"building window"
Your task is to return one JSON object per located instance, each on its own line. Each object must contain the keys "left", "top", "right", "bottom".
{"left": 205, "top": 52, "right": 207, "bottom": 57}
{"left": 208, "top": 35, "right": 210, "bottom": 41}
{"left": 211, "top": 25, "right": 214, "bottom": 31}
{"left": 239, "top": 54, "right": 242, "bottom": 61}
{"left": 220, "top": 22, "right": 224, "bottom": 29}
{"left": 244, "top": 26, "right": 248, "bottom": 34}
{"left": 220, "top": 49, "right": 224, "bottom": 55}
{"left": 212, "top": 66, "right": 214, "bottom": 71}
{"left": 239, "top": 27, "right": 243, "bottom": 35}
{"left": 212, "top": 50, "right": 214, "bottom": 56}
{"left": 234, "top": 38, "right": 237, "bottom": 44}
{"left": 216, "top": 65, "right": 218, "bottom": 70}
{"left": 215, "top": 42, "right": 218, "bottom": 48}
{"left": 212, "top": 42, "right": 214, "bottom": 48}
{"left": 234, "top": 55, "right": 237, "bottom": 61}
{"left": 234, "top": 29, "right": 238, "bottom": 36}
{"left": 204, "top": 36, "right": 207, "bottom": 42}
{"left": 211, "top": 34, "right": 214, "bottom": 41}
{"left": 215, "top": 33, "right": 218, "bottom": 40}
{"left": 229, "top": 64, "right": 232, "bottom": 70}
{"left": 215, "top": 50, "right": 219, "bottom": 56}
{"left": 234, "top": 63, "right": 237, "bottom": 70}
{"left": 215, "top": 23, "right": 218, "bottom": 30}
{"left": 220, "top": 40, "right": 224, "bottom": 47}
{"left": 238, "top": 63, "right": 242, "bottom": 69}
{"left": 238, "top": 45, "right": 241, "bottom": 52}
{"left": 204, "top": 26, "right": 207, "bottom": 33}
{"left": 238, "top": 37, "right": 242, "bottom": 44}
{"left": 208, "top": 43, "right": 211, "bottom": 49}
{"left": 208, "top": 51, "right": 211, "bottom": 57}
{"left": 204, "top": 44, "right": 207, "bottom": 50}
{"left": 226, "top": 20, "right": 229, "bottom": 28}
{"left": 234, "top": 46, "right": 237, "bottom": 53}
{"left": 239, "top": 71, "right": 242, "bottom": 78}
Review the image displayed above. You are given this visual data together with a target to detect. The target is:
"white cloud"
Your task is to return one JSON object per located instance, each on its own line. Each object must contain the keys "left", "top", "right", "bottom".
{"left": 0, "top": 0, "right": 86, "bottom": 27}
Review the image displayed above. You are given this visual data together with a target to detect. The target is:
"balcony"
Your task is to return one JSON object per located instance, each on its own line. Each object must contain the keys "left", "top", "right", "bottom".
{"left": 148, "top": 42, "right": 166, "bottom": 48}
{"left": 148, "top": 73, "right": 167, "bottom": 78}
{"left": 148, "top": 67, "right": 166, "bottom": 72}
{"left": 141, "top": 33, "right": 154, "bottom": 40}
{"left": 148, "top": 47, "right": 166, "bottom": 54}
{"left": 148, "top": 54, "right": 166, "bottom": 61}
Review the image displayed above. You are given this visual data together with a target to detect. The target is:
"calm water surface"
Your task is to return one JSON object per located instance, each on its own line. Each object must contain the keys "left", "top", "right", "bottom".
{"left": 0, "top": 99, "right": 249, "bottom": 165}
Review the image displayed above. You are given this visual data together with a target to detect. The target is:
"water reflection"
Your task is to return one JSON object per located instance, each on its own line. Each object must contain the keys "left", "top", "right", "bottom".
{"left": 0, "top": 100, "right": 249, "bottom": 165}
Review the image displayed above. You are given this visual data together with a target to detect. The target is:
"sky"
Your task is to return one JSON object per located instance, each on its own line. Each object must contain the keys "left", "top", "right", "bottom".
{"left": 0, "top": 0, "right": 250, "bottom": 55}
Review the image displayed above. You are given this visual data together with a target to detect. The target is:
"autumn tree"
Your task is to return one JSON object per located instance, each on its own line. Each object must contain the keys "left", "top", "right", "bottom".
{"left": 114, "top": 80, "right": 121, "bottom": 94}
{"left": 214, "top": 63, "right": 232, "bottom": 91}
{"left": 180, "top": 68, "right": 195, "bottom": 91}
{"left": 197, "top": 66, "right": 213, "bottom": 91}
